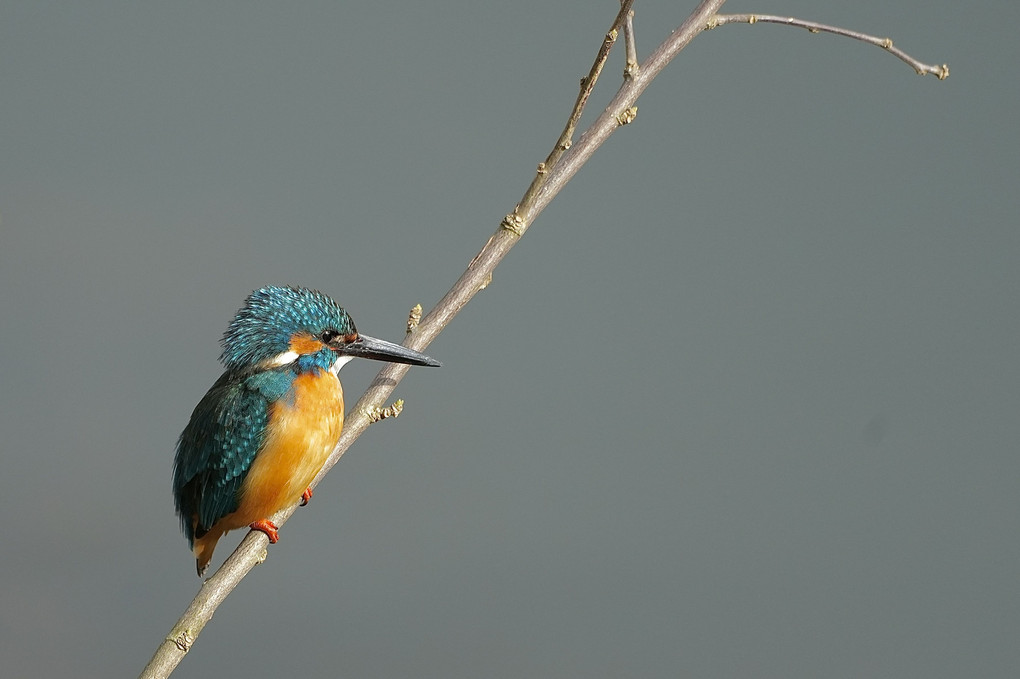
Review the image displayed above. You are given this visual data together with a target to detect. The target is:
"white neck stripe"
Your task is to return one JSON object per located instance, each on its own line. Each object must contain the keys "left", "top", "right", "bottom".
{"left": 266, "top": 350, "right": 299, "bottom": 367}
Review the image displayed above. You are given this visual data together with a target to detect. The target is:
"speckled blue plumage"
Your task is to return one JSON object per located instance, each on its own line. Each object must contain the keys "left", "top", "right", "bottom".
{"left": 219, "top": 285, "right": 356, "bottom": 371}
{"left": 172, "top": 286, "right": 354, "bottom": 547}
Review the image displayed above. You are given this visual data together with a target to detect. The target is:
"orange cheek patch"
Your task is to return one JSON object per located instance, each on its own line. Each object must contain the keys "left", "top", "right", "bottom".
{"left": 289, "top": 334, "right": 326, "bottom": 355}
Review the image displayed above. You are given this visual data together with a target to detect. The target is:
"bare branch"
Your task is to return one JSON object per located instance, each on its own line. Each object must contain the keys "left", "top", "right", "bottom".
{"left": 137, "top": 7, "right": 641, "bottom": 675}
{"left": 515, "top": 0, "right": 635, "bottom": 223}
{"left": 534, "top": 0, "right": 728, "bottom": 212}
{"left": 140, "top": 1, "right": 949, "bottom": 675}
{"left": 139, "top": 548, "right": 267, "bottom": 679}
{"left": 710, "top": 14, "right": 949, "bottom": 79}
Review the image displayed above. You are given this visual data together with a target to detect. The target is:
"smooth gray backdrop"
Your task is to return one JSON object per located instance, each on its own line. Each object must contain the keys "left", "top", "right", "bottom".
{"left": 1, "top": 2, "right": 1016, "bottom": 677}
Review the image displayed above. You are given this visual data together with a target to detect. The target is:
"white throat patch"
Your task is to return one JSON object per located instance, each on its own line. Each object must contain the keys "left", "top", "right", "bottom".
{"left": 264, "top": 350, "right": 352, "bottom": 375}
{"left": 329, "top": 355, "right": 354, "bottom": 376}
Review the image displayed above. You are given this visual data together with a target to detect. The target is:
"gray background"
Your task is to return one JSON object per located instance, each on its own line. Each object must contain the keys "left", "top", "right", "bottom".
{"left": 1, "top": 2, "right": 1016, "bottom": 677}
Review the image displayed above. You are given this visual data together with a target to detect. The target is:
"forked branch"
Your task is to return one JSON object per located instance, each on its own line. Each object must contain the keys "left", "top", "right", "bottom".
{"left": 140, "top": 2, "right": 947, "bottom": 677}
{"left": 514, "top": 0, "right": 636, "bottom": 226}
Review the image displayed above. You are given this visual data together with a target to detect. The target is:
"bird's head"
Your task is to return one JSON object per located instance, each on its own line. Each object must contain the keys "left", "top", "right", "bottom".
{"left": 220, "top": 285, "right": 440, "bottom": 374}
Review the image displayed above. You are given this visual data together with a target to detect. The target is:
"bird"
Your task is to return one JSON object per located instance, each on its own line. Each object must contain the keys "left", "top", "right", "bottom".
{"left": 173, "top": 285, "right": 440, "bottom": 576}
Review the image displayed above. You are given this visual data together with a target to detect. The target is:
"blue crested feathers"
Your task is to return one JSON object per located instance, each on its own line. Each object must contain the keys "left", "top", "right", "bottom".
{"left": 219, "top": 285, "right": 356, "bottom": 371}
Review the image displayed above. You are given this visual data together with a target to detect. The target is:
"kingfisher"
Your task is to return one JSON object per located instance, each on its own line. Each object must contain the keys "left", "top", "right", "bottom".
{"left": 173, "top": 285, "right": 440, "bottom": 576}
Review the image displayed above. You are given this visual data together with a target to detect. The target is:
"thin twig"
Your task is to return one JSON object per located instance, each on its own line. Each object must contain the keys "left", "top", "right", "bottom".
{"left": 623, "top": 3, "right": 639, "bottom": 78}
{"left": 533, "top": 0, "right": 727, "bottom": 213}
{"left": 514, "top": 0, "right": 635, "bottom": 226}
{"left": 710, "top": 14, "right": 949, "bottom": 79}
{"left": 140, "top": 0, "right": 950, "bottom": 675}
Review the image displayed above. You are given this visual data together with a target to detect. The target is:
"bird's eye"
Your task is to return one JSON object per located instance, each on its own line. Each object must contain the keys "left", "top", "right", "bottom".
{"left": 320, "top": 329, "right": 339, "bottom": 344}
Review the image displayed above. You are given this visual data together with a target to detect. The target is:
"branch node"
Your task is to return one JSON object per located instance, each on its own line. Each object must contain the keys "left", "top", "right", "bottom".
{"left": 881, "top": 37, "right": 893, "bottom": 49}
{"left": 616, "top": 106, "right": 638, "bottom": 126}
{"left": 366, "top": 399, "right": 404, "bottom": 423}
{"left": 406, "top": 304, "right": 423, "bottom": 333}
{"left": 501, "top": 212, "right": 527, "bottom": 236}
{"left": 172, "top": 630, "right": 193, "bottom": 653}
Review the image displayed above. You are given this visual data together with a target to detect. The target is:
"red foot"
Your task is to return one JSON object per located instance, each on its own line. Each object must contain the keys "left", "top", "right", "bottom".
{"left": 300, "top": 487, "right": 313, "bottom": 507}
{"left": 249, "top": 519, "right": 280, "bottom": 543}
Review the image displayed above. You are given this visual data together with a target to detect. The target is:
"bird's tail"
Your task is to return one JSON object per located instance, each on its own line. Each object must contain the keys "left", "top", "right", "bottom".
{"left": 193, "top": 533, "right": 220, "bottom": 577}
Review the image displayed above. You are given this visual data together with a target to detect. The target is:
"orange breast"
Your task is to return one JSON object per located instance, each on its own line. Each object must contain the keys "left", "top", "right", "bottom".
{"left": 231, "top": 370, "right": 344, "bottom": 527}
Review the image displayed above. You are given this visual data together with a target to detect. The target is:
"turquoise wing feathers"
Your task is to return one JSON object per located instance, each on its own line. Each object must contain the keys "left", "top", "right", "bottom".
{"left": 172, "top": 368, "right": 294, "bottom": 546}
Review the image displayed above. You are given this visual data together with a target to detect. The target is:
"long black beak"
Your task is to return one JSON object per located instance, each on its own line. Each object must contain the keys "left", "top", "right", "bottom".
{"left": 340, "top": 333, "right": 441, "bottom": 367}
